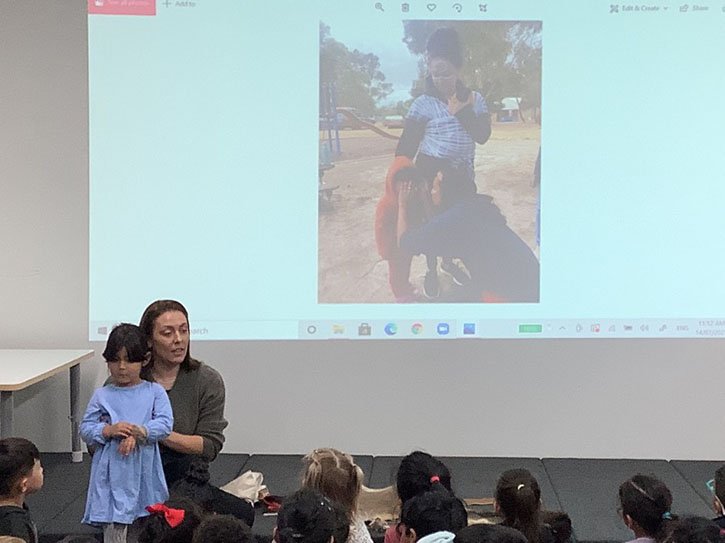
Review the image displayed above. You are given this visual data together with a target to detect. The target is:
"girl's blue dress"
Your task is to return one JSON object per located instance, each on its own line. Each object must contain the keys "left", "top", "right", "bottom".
{"left": 80, "top": 381, "right": 173, "bottom": 525}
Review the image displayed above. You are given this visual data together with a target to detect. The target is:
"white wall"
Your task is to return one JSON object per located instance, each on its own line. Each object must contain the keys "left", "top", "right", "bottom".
{"left": 1, "top": 0, "right": 722, "bottom": 459}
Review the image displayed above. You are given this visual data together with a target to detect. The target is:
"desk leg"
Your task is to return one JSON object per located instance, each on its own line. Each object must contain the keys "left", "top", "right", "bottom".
{"left": 70, "top": 363, "right": 82, "bottom": 462}
{"left": 0, "top": 391, "right": 12, "bottom": 438}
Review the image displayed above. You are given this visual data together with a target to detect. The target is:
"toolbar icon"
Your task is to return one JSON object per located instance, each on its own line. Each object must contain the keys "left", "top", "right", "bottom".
{"left": 358, "top": 323, "right": 371, "bottom": 336}
{"left": 453, "top": 3, "right": 462, "bottom": 12}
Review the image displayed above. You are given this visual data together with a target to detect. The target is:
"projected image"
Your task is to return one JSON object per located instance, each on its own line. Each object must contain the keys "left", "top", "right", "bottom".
{"left": 318, "top": 20, "right": 541, "bottom": 303}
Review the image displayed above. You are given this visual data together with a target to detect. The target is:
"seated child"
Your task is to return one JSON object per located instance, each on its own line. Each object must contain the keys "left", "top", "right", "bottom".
{"left": 275, "top": 488, "right": 349, "bottom": 543}
{"left": 80, "top": 323, "right": 173, "bottom": 543}
{"left": 0, "top": 438, "right": 43, "bottom": 543}
{"left": 617, "top": 474, "right": 674, "bottom": 543}
{"left": 399, "top": 486, "right": 464, "bottom": 543}
{"left": 386, "top": 451, "right": 465, "bottom": 543}
{"left": 495, "top": 469, "right": 572, "bottom": 543}
{"left": 191, "top": 515, "right": 253, "bottom": 543}
{"left": 301, "top": 448, "right": 371, "bottom": 543}
{"left": 136, "top": 496, "right": 204, "bottom": 543}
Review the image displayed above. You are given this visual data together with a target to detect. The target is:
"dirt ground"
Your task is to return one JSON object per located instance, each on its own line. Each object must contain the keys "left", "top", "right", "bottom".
{"left": 318, "top": 123, "right": 540, "bottom": 303}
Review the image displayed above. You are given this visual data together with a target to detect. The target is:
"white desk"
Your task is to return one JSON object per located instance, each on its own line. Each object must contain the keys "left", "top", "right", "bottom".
{"left": 0, "top": 349, "right": 94, "bottom": 462}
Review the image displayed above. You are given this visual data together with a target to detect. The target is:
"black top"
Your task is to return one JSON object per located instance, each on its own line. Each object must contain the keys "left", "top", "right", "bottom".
{"left": 0, "top": 504, "right": 37, "bottom": 543}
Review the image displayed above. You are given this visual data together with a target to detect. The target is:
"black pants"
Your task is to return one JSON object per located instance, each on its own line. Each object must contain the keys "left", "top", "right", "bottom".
{"left": 162, "top": 449, "right": 255, "bottom": 527}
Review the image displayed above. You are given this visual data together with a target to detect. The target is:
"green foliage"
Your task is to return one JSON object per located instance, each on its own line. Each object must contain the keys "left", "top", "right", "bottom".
{"left": 319, "top": 21, "right": 393, "bottom": 115}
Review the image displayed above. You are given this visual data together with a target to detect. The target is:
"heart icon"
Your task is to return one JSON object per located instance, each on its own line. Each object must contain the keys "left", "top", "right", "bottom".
{"left": 427, "top": 3, "right": 437, "bottom": 10}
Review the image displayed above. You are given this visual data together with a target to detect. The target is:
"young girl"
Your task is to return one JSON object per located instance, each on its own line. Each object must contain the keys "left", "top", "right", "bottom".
{"left": 385, "top": 451, "right": 466, "bottom": 543}
{"left": 618, "top": 474, "right": 674, "bottom": 543}
{"left": 137, "top": 497, "right": 204, "bottom": 543}
{"left": 80, "top": 323, "right": 173, "bottom": 543}
{"left": 495, "top": 469, "right": 571, "bottom": 543}
{"left": 302, "top": 448, "right": 372, "bottom": 543}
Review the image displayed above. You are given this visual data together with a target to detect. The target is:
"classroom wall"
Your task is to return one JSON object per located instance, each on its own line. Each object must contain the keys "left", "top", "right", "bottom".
{"left": 1, "top": 0, "right": 722, "bottom": 459}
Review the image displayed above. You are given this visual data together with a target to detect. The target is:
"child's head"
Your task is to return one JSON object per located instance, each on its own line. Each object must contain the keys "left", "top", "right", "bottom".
{"left": 302, "top": 448, "right": 363, "bottom": 519}
{"left": 455, "top": 525, "right": 528, "bottom": 543}
{"left": 103, "top": 323, "right": 149, "bottom": 386}
{"left": 618, "top": 474, "right": 673, "bottom": 540}
{"left": 0, "top": 437, "right": 43, "bottom": 499}
{"left": 137, "top": 497, "right": 204, "bottom": 543}
{"left": 712, "top": 465, "right": 725, "bottom": 515}
{"left": 400, "top": 486, "right": 465, "bottom": 541}
{"left": 666, "top": 516, "right": 722, "bottom": 543}
{"left": 396, "top": 451, "right": 453, "bottom": 504}
{"left": 275, "top": 488, "right": 347, "bottom": 543}
{"left": 191, "top": 514, "right": 252, "bottom": 543}
{"left": 494, "top": 469, "right": 542, "bottom": 543}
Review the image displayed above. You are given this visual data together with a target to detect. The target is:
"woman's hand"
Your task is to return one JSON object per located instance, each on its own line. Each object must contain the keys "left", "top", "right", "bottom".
{"left": 448, "top": 92, "right": 473, "bottom": 115}
{"left": 118, "top": 436, "right": 136, "bottom": 456}
{"left": 102, "top": 422, "right": 135, "bottom": 439}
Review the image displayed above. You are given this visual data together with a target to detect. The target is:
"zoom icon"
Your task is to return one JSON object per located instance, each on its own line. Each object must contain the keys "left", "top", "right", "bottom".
{"left": 384, "top": 323, "right": 398, "bottom": 336}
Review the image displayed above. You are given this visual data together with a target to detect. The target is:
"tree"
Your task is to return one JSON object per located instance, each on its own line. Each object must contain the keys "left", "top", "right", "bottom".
{"left": 319, "top": 21, "right": 392, "bottom": 115}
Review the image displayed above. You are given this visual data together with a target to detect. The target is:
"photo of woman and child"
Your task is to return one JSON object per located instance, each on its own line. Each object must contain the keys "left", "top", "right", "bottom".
{"left": 318, "top": 21, "right": 541, "bottom": 303}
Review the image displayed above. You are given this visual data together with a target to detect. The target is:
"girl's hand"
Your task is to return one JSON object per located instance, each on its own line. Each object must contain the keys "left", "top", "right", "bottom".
{"left": 102, "top": 422, "right": 135, "bottom": 439}
{"left": 118, "top": 436, "right": 136, "bottom": 456}
{"left": 129, "top": 425, "right": 148, "bottom": 441}
{"left": 448, "top": 92, "right": 473, "bottom": 115}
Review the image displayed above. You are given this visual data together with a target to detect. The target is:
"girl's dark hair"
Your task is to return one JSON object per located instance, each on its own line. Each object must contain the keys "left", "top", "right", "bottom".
{"left": 618, "top": 474, "right": 673, "bottom": 541}
{"left": 400, "top": 484, "right": 467, "bottom": 538}
{"left": 455, "top": 525, "right": 528, "bottom": 543}
{"left": 495, "top": 469, "right": 542, "bottom": 543}
{"left": 139, "top": 299, "right": 200, "bottom": 373}
{"left": 137, "top": 497, "right": 204, "bottom": 543}
{"left": 426, "top": 27, "right": 464, "bottom": 68}
{"left": 396, "top": 451, "right": 453, "bottom": 503}
{"left": 102, "top": 323, "right": 148, "bottom": 363}
{"left": 276, "top": 488, "right": 342, "bottom": 543}
{"left": 667, "top": 516, "right": 722, "bottom": 543}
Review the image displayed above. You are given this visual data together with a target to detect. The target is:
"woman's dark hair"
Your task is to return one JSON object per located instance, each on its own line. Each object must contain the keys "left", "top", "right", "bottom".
{"left": 139, "top": 299, "right": 200, "bottom": 372}
{"left": 495, "top": 469, "right": 543, "bottom": 543}
{"left": 667, "top": 516, "right": 722, "bottom": 543}
{"left": 400, "top": 485, "right": 466, "bottom": 538}
{"left": 192, "top": 514, "right": 252, "bottom": 543}
{"left": 618, "top": 474, "right": 673, "bottom": 541}
{"left": 137, "top": 497, "right": 204, "bottom": 543}
{"left": 455, "top": 525, "right": 528, "bottom": 543}
{"left": 397, "top": 451, "right": 453, "bottom": 503}
{"left": 426, "top": 27, "right": 464, "bottom": 68}
{"left": 0, "top": 438, "right": 40, "bottom": 496}
{"left": 102, "top": 323, "right": 148, "bottom": 363}
{"left": 276, "top": 488, "right": 342, "bottom": 543}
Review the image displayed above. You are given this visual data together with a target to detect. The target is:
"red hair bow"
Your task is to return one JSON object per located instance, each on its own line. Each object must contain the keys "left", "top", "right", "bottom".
{"left": 146, "top": 503, "right": 185, "bottom": 528}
